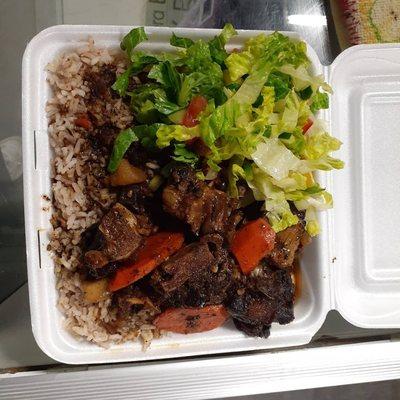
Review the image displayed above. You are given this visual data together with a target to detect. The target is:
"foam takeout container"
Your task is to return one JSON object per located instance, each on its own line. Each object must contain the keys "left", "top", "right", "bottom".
{"left": 22, "top": 25, "right": 400, "bottom": 364}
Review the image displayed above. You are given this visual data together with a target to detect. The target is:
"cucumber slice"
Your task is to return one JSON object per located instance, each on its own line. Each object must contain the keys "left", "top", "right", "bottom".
{"left": 168, "top": 109, "right": 186, "bottom": 124}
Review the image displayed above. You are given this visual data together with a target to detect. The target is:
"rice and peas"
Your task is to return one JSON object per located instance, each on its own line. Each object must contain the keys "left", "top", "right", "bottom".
{"left": 47, "top": 38, "right": 159, "bottom": 348}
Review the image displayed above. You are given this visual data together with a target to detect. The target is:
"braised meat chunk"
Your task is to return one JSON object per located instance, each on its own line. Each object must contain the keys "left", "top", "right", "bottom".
{"left": 226, "top": 264, "right": 295, "bottom": 337}
{"left": 80, "top": 223, "right": 104, "bottom": 252}
{"left": 118, "top": 183, "right": 153, "bottom": 215}
{"left": 114, "top": 285, "right": 158, "bottom": 319}
{"left": 162, "top": 166, "right": 238, "bottom": 235}
{"left": 228, "top": 288, "right": 276, "bottom": 326}
{"left": 269, "top": 222, "right": 310, "bottom": 268}
{"left": 84, "top": 250, "right": 117, "bottom": 280}
{"left": 233, "top": 319, "right": 271, "bottom": 338}
{"left": 81, "top": 203, "right": 152, "bottom": 279}
{"left": 150, "top": 241, "right": 214, "bottom": 295}
{"left": 99, "top": 202, "right": 145, "bottom": 261}
{"left": 160, "top": 234, "right": 235, "bottom": 308}
{"left": 254, "top": 267, "right": 295, "bottom": 325}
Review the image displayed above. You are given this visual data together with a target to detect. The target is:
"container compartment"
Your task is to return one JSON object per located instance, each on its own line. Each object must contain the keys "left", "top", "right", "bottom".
{"left": 330, "top": 44, "right": 400, "bottom": 328}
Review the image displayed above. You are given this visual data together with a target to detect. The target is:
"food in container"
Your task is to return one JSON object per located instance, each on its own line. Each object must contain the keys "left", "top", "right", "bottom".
{"left": 23, "top": 25, "right": 400, "bottom": 364}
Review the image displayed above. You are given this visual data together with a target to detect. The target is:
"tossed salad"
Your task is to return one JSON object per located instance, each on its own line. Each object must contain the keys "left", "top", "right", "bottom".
{"left": 108, "top": 24, "right": 343, "bottom": 237}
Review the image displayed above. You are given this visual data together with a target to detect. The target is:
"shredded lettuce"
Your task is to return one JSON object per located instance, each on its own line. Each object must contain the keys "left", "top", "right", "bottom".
{"left": 279, "top": 65, "right": 332, "bottom": 93}
{"left": 156, "top": 124, "right": 199, "bottom": 147}
{"left": 108, "top": 25, "right": 344, "bottom": 236}
{"left": 225, "top": 51, "right": 253, "bottom": 82}
{"left": 252, "top": 139, "right": 302, "bottom": 181}
{"left": 225, "top": 32, "right": 309, "bottom": 82}
{"left": 227, "top": 156, "right": 246, "bottom": 197}
{"left": 302, "top": 120, "right": 342, "bottom": 160}
{"left": 248, "top": 166, "right": 299, "bottom": 232}
{"left": 280, "top": 90, "right": 301, "bottom": 132}
{"left": 148, "top": 61, "right": 181, "bottom": 103}
{"left": 112, "top": 52, "right": 159, "bottom": 97}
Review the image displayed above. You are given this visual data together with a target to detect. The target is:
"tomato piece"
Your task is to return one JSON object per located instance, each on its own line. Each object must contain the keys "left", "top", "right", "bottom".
{"left": 230, "top": 218, "right": 276, "bottom": 274}
{"left": 75, "top": 116, "right": 92, "bottom": 130}
{"left": 182, "top": 95, "right": 208, "bottom": 127}
{"left": 302, "top": 118, "right": 313, "bottom": 134}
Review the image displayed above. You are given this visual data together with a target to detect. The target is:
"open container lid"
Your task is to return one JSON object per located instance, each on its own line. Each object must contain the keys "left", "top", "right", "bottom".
{"left": 330, "top": 44, "right": 400, "bottom": 328}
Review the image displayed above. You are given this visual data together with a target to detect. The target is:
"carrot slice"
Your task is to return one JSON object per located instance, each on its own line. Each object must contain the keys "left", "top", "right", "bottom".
{"left": 230, "top": 218, "right": 276, "bottom": 274}
{"left": 154, "top": 305, "right": 228, "bottom": 334}
{"left": 108, "top": 232, "right": 184, "bottom": 292}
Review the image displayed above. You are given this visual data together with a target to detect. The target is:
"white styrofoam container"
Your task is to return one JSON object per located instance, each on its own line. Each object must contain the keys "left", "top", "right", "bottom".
{"left": 22, "top": 25, "right": 400, "bottom": 364}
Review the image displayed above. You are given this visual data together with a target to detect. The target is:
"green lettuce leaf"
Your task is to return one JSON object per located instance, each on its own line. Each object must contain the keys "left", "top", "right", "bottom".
{"left": 185, "top": 40, "right": 213, "bottom": 70}
{"left": 298, "top": 85, "right": 313, "bottom": 100}
{"left": 156, "top": 124, "right": 199, "bottom": 147}
{"left": 292, "top": 189, "right": 333, "bottom": 236}
{"left": 133, "top": 124, "right": 163, "bottom": 151}
{"left": 280, "top": 90, "right": 300, "bottom": 132}
{"left": 170, "top": 32, "right": 194, "bottom": 48}
{"left": 225, "top": 32, "right": 309, "bottom": 82}
{"left": 148, "top": 61, "right": 181, "bottom": 102}
{"left": 310, "top": 91, "right": 329, "bottom": 113}
{"left": 228, "top": 158, "right": 244, "bottom": 197}
{"left": 301, "top": 120, "right": 342, "bottom": 160}
{"left": 153, "top": 89, "right": 182, "bottom": 115}
{"left": 271, "top": 172, "right": 308, "bottom": 192}
{"left": 112, "top": 52, "right": 159, "bottom": 97}
{"left": 172, "top": 143, "right": 199, "bottom": 166}
{"left": 112, "top": 66, "right": 134, "bottom": 97}
{"left": 208, "top": 23, "right": 237, "bottom": 65}
{"left": 279, "top": 127, "right": 306, "bottom": 156}
{"left": 178, "top": 72, "right": 206, "bottom": 106}
{"left": 231, "top": 59, "right": 271, "bottom": 106}
{"left": 121, "top": 27, "right": 148, "bottom": 61}
{"left": 301, "top": 156, "right": 345, "bottom": 172}
{"left": 265, "top": 71, "right": 292, "bottom": 100}
{"left": 199, "top": 100, "right": 244, "bottom": 146}
{"left": 304, "top": 208, "right": 320, "bottom": 236}
{"left": 107, "top": 128, "right": 139, "bottom": 172}
{"left": 225, "top": 51, "right": 253, "bottom": 81}
{"left": 129, "top": 83, "right": 161, "bottom": 123}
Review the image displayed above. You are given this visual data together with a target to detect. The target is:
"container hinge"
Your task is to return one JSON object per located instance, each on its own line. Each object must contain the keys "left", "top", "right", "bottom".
{"left": 323, "top": 64, "right": 330, "bottom": 82}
